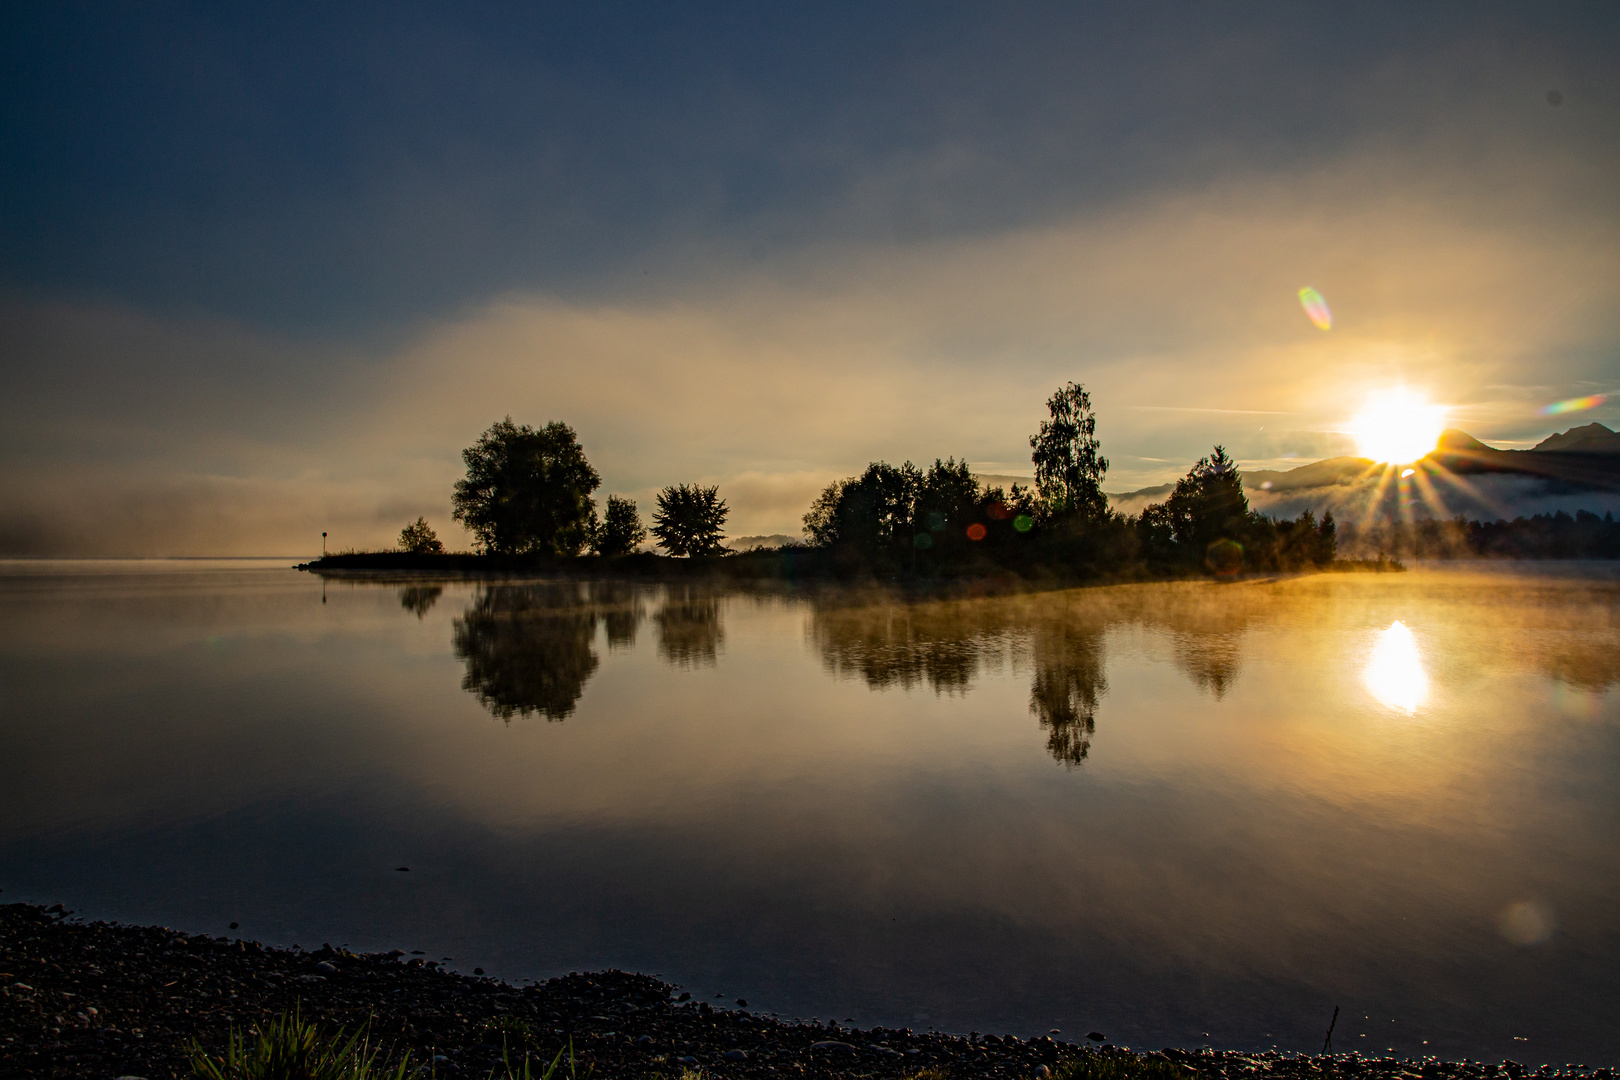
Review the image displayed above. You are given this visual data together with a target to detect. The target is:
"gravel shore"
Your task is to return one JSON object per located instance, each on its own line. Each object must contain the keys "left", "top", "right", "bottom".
{"left": 2, "top": 903, "right": 1609, "bottom": 1080}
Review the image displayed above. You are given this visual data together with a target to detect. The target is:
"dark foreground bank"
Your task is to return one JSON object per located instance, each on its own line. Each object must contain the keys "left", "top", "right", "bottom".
{"left": 2, "top": 903, "right": 1605, "bottom": 1080}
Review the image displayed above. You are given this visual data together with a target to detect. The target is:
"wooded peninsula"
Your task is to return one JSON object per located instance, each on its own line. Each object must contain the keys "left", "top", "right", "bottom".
{"left": 303, "top": 382, "right": 1619, "bottom": 580}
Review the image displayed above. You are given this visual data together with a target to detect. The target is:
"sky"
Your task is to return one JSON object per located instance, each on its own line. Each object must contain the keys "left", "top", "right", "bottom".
{"left": 2, "top": 2, "right": 1618, "bottom": 555}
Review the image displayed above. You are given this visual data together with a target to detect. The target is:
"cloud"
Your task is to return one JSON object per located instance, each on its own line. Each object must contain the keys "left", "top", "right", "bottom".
{"left": 2, "top": 141, "right": 1617, "bottom": 555}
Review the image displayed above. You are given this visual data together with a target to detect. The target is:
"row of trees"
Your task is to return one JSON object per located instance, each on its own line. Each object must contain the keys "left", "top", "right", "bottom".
{"left": 801, "top": 382, "right": 1336, "bottom": 576}
{"left": 396, "top": 382, "right": 1335, "bottom": 576}
{"left": 1340, "top": 509, "right": 1620, "bottom": 560}
{"left": 395, "top": 417, "right": 730, "bottom": 558}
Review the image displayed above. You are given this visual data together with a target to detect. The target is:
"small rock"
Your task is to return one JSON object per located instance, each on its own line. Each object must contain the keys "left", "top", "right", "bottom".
{"left": 395, "top": 866, "right": 410, "bottom": 872}
{"left": 677, "top": 1056, "right": 698, "bottom": 1065}
{"left": 314, "top": 961, "right": 338, "bottom": 974}
{"left": 1035, "top": 1067, "right": 1051, "bottom": 1078}
{"left": 229, "top": 922, "right": 239, "bottom": 930}
{"left": 1051, "top": 1028, "right": 1061, "bottom": 1034}
{"left": 723, "top": 1049, "right": 749, "bottom": 1061}
{"left": 811, "top": 1040, "right": 857, "bottom": 1052}
{"left": 474, "top": 967, "right": 484, "bottom": 975}
{"left": 736, "top": 998, "right": 748, "bottom": 1007}
{"left": 1087, "top": 1032, "right": 1106, "bottom": 1042}
{"left": 635, "top": 1035, "right": 653, "bottom": 1045}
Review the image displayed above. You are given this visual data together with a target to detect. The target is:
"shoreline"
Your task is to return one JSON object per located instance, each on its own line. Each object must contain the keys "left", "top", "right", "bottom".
{"left": 3, "top": 903, "right": 1608, "bottom": 1079}
{"left": 294, "top": 550, "right": 1406, "bottom": 585}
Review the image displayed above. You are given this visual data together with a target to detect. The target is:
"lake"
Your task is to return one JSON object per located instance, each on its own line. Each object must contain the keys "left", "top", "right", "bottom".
{"left": 2, "top": 560, "right": 1617, "bottom": 1064}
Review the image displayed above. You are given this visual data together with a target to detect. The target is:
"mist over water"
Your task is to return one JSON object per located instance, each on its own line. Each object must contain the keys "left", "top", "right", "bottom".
{"left": 1, "top": 561, "right": 1618, "bottom": 1063}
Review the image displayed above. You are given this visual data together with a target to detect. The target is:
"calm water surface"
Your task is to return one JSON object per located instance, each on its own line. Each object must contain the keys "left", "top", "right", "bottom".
{"left": 2, "top": 561, "right": 1618, "bottom": 1063}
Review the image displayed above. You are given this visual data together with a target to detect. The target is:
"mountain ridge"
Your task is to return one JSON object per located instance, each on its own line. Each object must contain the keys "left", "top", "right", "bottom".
{"left": 1101, "top": 422, "right": 1620, "bottom": 522}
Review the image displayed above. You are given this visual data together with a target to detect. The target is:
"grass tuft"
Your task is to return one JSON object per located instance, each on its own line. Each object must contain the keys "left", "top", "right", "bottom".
{"left": 489, "top": 1037, "right": 593, "bottom": 1080}
{"left": 1055, "top": 1052, "right": 1198, "bottom": 1080}
{"left": 188, "top": 1006, "right": 416, "bottom": 1080}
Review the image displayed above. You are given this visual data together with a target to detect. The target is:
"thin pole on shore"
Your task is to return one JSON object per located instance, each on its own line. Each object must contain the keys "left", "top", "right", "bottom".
{"left": 1322, "top": 1005, "right": 1339, "bottom": 1055}
{"left": 322, "top": 531, "right": 327, "bottom": 555}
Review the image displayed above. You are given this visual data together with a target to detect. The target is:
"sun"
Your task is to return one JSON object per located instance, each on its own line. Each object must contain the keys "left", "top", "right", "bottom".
{"left": 1348, "top": 389, "right": 1447, "bottom": 465}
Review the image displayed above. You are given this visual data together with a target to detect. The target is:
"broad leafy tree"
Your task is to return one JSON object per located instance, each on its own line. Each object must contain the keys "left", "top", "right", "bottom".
{"left": 803, "top": 462, "right": 921, "bottom": 560}
{"left": 651, "top": 483, "right": 729, "bottom": 556}
{"left": 451, "top": 418, "right": 601, "bottom": 556}
{"left": 804, "top": 457, "right": 1031, "bottom": 568}
{"left": 398, "top": 516, "right": 444, "bottom": 554}
{"left": 1030, "top": 382, "right": 1109, "bottom": 521}
{"left": 592, "top": 495, "right": 646, "bottom": 556}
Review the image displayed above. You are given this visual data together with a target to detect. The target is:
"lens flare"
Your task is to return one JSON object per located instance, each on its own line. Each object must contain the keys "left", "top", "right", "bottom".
{"left": 1364, "top": 620, "right": 1428, "bottom": 714}
{"left": 1348, "top": 389, "right": 1446, "bottom": 464}
{"left": 1542, "top": 394, "right": 1606, "bottom": 415}
{"left": 1298, "top": 287, "right": 1332, "bottom": 330}
{"left": 1497, "top": 901, "right": 1556, "bottom": 946}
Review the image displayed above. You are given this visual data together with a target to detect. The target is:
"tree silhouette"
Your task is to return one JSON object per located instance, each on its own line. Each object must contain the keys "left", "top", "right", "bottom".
{"left": 806, "top": 464, "right": 912, "bottom": 551}
{"left": 451, "top": 418, "right": 601, "bottom": 556}
{"left": 1030, "top": 382, "right": 1109, "bottom": 521}
{"left": 593, "top": 495, "right": 647, "bottom": 556}
{"left": 398, "top": 517, "right": 444, "bottom": 554}
{"left": 1162, "top": 445, "right": 1249, "bottom": 551}
{"left": 803, "top": 462, "right": 920, "bottom": 563}
{"left": 651, "top": 484, "right": 728, "bottom": 556}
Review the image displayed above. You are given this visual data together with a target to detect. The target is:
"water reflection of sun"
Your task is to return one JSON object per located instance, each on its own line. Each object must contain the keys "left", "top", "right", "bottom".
{"left": 1364, "top": 620, "right": 1429, "bottom": 713}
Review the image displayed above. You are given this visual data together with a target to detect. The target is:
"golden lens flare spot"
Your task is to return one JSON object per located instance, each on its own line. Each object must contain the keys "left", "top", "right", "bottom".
{"left": 1498, "top": 901, "right": 1556, "bottom": 946}
{"left": 1348, "top": 389, "right": 1447, "bottom": 465}
{"left": 1364, "top": 620, "right": 1429, "bottom": 714}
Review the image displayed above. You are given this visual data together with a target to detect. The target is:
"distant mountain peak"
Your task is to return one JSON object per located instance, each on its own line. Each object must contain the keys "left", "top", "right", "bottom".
{"left": 1435, "top": 428, "right": 1491, "bottom": 453}
{"left": 1533, "top": 422, "right": 1620, "bottom": 453}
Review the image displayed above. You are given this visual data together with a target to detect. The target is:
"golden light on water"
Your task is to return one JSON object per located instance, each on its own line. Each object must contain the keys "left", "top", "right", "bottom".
{"left": 1349, "top": 389, "right": 1447, "bottom": 465}
{"left": 1364, "top": 620, "right": 1429, "bottom": 714}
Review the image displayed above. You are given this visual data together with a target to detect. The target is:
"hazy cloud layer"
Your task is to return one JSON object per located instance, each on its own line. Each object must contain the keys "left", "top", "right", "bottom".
{"left": 1, "top": 4, "right": 1617, "bottom": 554}
{"left": 4, "top": 143, "right": 1617, "bottom": 555}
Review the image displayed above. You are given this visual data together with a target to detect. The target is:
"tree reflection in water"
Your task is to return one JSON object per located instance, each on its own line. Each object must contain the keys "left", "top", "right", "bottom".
{"left": 449, "top": 573, "right": 1620, "bottom": 754}
{"left": 593, "top": 582, "right": 645, "bottom": 651}
{"left": 809, "top": 585, "right": 1259, "bottom": 767}
{"left": 1028, "top": 624, "right": 1107, "bottom": 766}
{"left": 398, "top": 585, "right": 442, "bottom": 619}
{"left": 655, "top": 586, "right": 725, "bottom": 668}
{"left": 452, "top": 583, "right": 646, "bottom": 722}
{"left": 1171, "top": 630, "right": 1245, "bottom": 699}
{"left": 811, "top": 597, "right": 1007, "bottom": 695}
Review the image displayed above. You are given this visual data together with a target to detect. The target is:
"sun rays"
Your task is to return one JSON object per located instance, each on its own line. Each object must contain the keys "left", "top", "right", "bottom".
{"left": 1329, "top": 389, "right": 1513, "bottom": 536}
{"left": 1348, "top": 389, "right": 1448, "bottom": 465}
